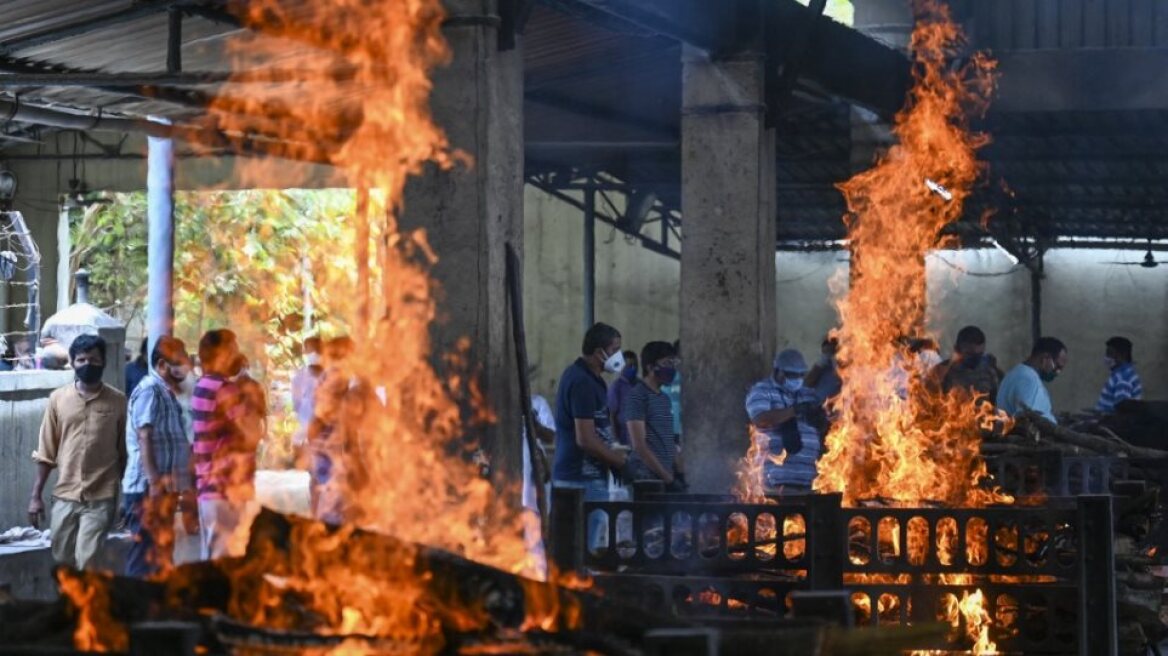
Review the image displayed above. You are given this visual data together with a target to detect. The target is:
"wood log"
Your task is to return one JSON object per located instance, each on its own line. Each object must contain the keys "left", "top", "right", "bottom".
{"left": 1014, "top": 411, "right": 1168, "bottom": 459}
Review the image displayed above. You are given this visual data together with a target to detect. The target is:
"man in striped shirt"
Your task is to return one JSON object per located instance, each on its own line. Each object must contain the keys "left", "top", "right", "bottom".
{"left": 121, "top": 336, "right": 194, "bottom": 576}
{"left": 622, "top": 341, "right": 682, "bottom": 488}
{"left": 745, "top": 349, "right": 828, "bottom": 492}
{"left": 192, "top": 330, "right": 257, "bottom": 559}
{"left": 1097, "top": 336, "right": 1143, "bottom": 414}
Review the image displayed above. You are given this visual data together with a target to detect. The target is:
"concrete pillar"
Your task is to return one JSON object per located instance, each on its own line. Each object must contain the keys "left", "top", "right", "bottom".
{"left": 56, "top": 205, "right": 71, "bottom": 313}
{"left": 400, "top": 0, "right": 523, "bottom": 480}
{"left": 680, "top": 47, "right": 777, "bottom": 493}
{"left": 146, "top": 120, "right": 175, "bottom": 363}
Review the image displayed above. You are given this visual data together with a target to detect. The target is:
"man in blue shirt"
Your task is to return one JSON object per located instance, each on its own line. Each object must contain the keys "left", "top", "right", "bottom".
{"left": 553, "top": 323, "right": 630, "bottom": 548}
{"left": 997, "top": 337, "right": 1068, "bottom": 424}
{"left": 745, "top": 349, "right": 827, "bottom": 492}
{"left": 1097, "top": 336, "right": 1143, "bottom": 414}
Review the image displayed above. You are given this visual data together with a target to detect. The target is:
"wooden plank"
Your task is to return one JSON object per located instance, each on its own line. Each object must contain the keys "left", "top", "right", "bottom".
{"left": 1014, "top": 0, "right": 1039, "bottom": 49}
{"left": 1108, "top": 0, "right": 1131, "bottom": 46}
{"left": 1037, "top": 0, "right": 1061, "bottom": 48}
{"left": 1060, "top": 0, "right": 1084, "bottom": 47}
{"left": 1082, "top": 0, "right": 1108, "bottom": 46}
{"left": 1130, "top": 0, "right": 1154, "bottom": 46}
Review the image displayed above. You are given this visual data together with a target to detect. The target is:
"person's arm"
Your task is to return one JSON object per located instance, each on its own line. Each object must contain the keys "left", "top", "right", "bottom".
{"left": 752, "top": 407, "right": 796, "bottom": 428}
{"left": 534, "top": 423, "right": 556, "bottom": 444}
{"left": 28, "top": 396, "right": 61, "bottom": 528}
{"left": 626, "top": 420, "right": 673, "bottom": 483}
{"left": 574, "top": 418, "right": 626, "bottom": 469}
{"left": 138, "top": 425, "right": 167, "bottom": 495}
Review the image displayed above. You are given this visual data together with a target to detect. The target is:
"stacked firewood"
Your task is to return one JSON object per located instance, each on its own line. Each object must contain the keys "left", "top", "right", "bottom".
{"left": 985, "top": 411, "right": 1168, "bottom": 654}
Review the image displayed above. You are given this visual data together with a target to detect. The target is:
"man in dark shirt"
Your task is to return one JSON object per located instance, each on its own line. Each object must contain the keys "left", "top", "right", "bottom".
{"left": 124, "top": 338, "right": 149, "bottom": 396}
{"left": 553, "top": 322, "right": 630, "bottom": 549}
{"left": 929, "top": 325, "right": 1003, "bottom": 405}
{"left": 622, "top": 341, "right": 682, "bottom": 488}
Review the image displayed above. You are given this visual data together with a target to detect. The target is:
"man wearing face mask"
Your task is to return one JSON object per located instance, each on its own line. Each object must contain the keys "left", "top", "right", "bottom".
{"left": 553, "top": 323, "right": 630, "bottom": 547}
{"left": 1096, "top": 336, "right": 1143, "bottom": 414}
{"left": 997, "top": 337, "right": 1068, "bottom": 424}
{"left": 28, "top": 334, "right": 127, "bottom": 570}
{"left": 606, "top": 350, "right": 639, "bottom": 446}
{"left": 121, "top": 336, "right": 196, "bottom": 577}
{"left": 745, "top": 349, "right": 827, "bottom": 492}
{"left": 931, "top": 326, "right": 1003, "bottom": 404}
{"left": 622, "top": 342, "right": 683, "bottom": 489}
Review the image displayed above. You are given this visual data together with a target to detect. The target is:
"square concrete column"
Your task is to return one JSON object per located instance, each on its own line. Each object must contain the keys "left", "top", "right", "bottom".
{"left": 400, "top": 0, "right": 523, "bottom": 480}
{"left": 680, "top": 48, "right": 777, "bottom": 493}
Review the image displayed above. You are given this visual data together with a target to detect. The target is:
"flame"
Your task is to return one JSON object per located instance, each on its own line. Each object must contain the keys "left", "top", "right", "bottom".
{"left": 811, "top": 0, "right": 1007, "bottom": 509}
{"left": 56, "top": 570, "right": 128, "bottom": 653}
{"left": 48, "top": 0, "right": 538, "bottom": 647}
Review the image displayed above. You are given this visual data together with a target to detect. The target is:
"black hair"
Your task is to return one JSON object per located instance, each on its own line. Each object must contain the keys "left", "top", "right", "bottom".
{"left": 69, "top": 334, "right": 107, "bottom": 362}
{"left": 955, "top": 325, "right": 986, "bottom": 347}
{"left": 581, "top": 322, "right": 621, "bottom": 356}
{"left": 640, "top": 341, "right": 676, "bottom": 377}
{"left": 151, "top": 336, "right": 189, "bottom": 368}
{"left": 198, "top": 329, "right": 239, "bottom": 375}
{"left": 1031, "top": 337, "right": 1067, "bottom": 359}
{"left": 137, "top": 337, "right": 148, "bottom": 361}
{"left": 623, "top": 350, "right": 638, "bottom": 363}
{"left": 1106, "top": 336, "right": 1133, "bottom": 362}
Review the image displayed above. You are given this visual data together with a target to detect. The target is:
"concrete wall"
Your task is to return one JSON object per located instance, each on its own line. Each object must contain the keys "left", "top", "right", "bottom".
{"left": 0, "top": 370, "right": 72, "bottom": 531}
{"left": 523, "top": 187, "right": 680, "bottom": 397}
{"left": 774, "top": 247, "right": 1168, "bottom": 416}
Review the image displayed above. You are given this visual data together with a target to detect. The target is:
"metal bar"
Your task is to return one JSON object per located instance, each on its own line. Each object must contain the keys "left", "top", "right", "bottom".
{"left": 1030, "top": 251, "right": 1044, "bottom": 344}
{"left": 167, "top": 8, "right": 183, "bottom": 74}
{"left": 583, "top": 187, "right": 596, "bottom": 331}
{"left": 1078, "top": 495, "right": 1118, "bottom": 656}
{"left": 0, "top": 68, "right": 359, "bottom": 87}
{"left": 146, "top": 117, "right": 175, "bottom": 363}
{"left": 526, "top": 177, "right": 681, "bottom": 260}
{"left": 0, "top": 1, "right": 193, "bottom": 54}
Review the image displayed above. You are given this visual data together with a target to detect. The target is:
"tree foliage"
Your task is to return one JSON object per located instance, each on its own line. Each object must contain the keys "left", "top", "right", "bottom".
{"left": 71, "top": 189, "right": 356, "bottom": 376}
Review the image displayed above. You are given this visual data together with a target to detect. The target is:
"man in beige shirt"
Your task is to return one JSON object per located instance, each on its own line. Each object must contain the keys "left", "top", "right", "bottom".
{"left": 28, "top": 334, "right": 127, "bottom": 570}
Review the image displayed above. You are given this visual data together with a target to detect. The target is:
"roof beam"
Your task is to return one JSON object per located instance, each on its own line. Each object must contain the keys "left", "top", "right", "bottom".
{"left": 0, "top": 68, "right": 354, "bottom": 87}
{"left": 0, "top": 0, "right": 198, "bottom": 55}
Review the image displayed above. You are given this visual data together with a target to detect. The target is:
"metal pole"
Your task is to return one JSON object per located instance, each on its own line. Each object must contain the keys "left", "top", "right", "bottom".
{"left": 146, "top": 117, "right": 175, "bottom": 365}
{"left": 56, "top": 204, "right": 71, "bottom": 313}
{"left": 1030, "top": 250, "right": 1044, "bottom": 343}
{"left": 583, "top": 187, "right": 596, "bottom": 331}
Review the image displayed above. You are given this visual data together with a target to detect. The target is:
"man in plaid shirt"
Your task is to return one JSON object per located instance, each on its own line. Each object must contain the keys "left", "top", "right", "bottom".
{"left": 121, "top": 336, "right": 195, "bottom": 577}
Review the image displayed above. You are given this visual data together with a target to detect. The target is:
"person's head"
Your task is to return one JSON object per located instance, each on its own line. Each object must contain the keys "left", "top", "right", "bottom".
{"left": 152, "top": 336, "right": 192, "bottom": 386}
{"left": 198, "top": 329, "right": 239, "bottom": 376}
{"left": 324, "top": 336, "right": 355, "bottom": 367}
{"left": 954, "top": 325, "right": 987, "bottom": 367}
{"left": 1029, "top": 337, "right": 1068, "bottom": 383}
{"left": 13, "top": 338, "right": 30, "bottom": 357}
{"left": 773, "top": 348, "right": 809, "bottom": 392}
{"left": 581, "top": 322, "right": 623, "bottom": 374}
{"left": 640, "top": 341, "right": 678, "bottom": 385}
{"left": 620, "top": 350, "right": 639, "bottom": 381}
{"left": 228, "top": 354, "right": 248, "bottom": 379}
{"left": 69, "top": 333, "right": 107, "bottom": 385}
{"left": 1105, "top": 336, "right": 1133, "bottom": 368}
{"left": 304, "top": 335, "right": 323, "bottom": 366}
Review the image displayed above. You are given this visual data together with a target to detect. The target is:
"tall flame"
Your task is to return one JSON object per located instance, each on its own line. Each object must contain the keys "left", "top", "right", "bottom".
{"left": 811, "top": 0, "right": 1007, "bottom": 509}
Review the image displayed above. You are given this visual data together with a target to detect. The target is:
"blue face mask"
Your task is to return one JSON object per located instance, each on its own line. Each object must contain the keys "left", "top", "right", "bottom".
{"left": 655, "top": 365, "right": 677, "bottom": 385}
{"left": 621, "top": 365, "right": 637, "bottom": 381}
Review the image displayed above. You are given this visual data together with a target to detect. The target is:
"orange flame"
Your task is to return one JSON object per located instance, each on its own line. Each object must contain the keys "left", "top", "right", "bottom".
{"left": 812, "top": 0, "right": 1008, "bottom": 509}
{"left": 56, "top": 570, "right": 128, "bottom": 653}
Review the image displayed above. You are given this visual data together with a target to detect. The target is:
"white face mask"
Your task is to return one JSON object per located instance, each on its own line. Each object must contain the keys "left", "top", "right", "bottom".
{"left": 603, "top": 349, "right": 625, "bottom": 374}
{"left": 782, "top": 377, "right": 804, "bottom": 392}
{"left": 306, "top": 353, "right": 322, "bottom": 366}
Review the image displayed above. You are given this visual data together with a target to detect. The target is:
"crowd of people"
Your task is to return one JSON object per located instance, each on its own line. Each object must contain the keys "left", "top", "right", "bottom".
{"left": 550, "top": 322, "right": 1146, "bottom": 514}
{"left": 21, "top": 329, "right": 363, "bottom": 575}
